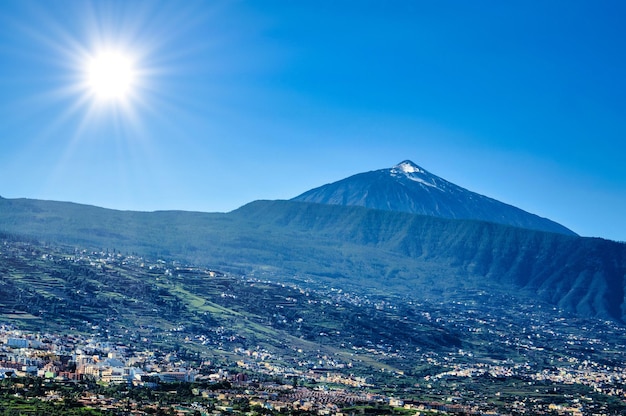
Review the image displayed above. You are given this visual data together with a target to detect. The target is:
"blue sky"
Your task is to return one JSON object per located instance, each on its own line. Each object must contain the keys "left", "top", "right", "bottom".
{"left": 0, "top": 1, "right": 625, "bottom": 241}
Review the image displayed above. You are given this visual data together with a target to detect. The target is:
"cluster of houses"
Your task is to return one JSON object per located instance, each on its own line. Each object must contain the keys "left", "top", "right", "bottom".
{"left": 0, "top": 327, "right": 201, "bottom": 386}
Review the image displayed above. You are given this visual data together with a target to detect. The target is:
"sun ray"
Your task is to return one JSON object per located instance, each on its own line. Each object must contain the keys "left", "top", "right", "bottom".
{"left": 3, "top": 0, "right": 237, "bottom": 210}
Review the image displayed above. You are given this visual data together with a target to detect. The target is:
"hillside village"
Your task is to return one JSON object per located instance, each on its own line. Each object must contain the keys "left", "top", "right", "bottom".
{"left": 1, "top": 319, "right": 626, "bottom": 415}
{"left": 1, "top": 239, "right": 626, "bottom": 414}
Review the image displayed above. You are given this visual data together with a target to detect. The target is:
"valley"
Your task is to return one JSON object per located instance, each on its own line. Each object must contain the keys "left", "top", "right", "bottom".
{"left": 1, "top": 235, "right": 626, "bottom": 415}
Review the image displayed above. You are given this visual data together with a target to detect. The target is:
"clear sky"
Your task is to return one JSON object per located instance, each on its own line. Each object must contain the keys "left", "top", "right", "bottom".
{"left": 0, "top": 1, "right": 625, "bottom": 241}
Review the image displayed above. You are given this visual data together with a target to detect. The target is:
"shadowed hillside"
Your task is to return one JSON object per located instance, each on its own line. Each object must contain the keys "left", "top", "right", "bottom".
{"left": 1, "top": 196, "right": 624, "bottom": 321}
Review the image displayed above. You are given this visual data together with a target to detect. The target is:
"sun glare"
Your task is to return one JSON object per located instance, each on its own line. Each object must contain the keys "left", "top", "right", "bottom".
{"left": 85, "top": 50, "right": 136, "bottom": 101}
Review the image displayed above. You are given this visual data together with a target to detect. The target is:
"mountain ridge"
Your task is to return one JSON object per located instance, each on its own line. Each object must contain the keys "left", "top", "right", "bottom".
{"left": 2, "top": 202, "right": 626, "bottom": 415}
{"left": 1, "top": 195, "right": 624, "bottom": 321}
{"left": 293, "top": 160, "right": 576, "bottom": 236}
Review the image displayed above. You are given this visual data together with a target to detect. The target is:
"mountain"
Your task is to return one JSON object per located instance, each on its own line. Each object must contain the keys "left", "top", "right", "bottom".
{"left": 1, "top": 196, "right": 624, "bottom": 322}
{"left": 293, "top": 160, "right": 576, "bottom": 236}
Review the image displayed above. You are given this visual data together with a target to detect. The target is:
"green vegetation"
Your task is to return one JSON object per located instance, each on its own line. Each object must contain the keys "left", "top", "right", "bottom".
{"left": 342, "top": 404, "right": 416, "bottom": 415}
{"left": 0, "top": 377, "right": 107, "bottom": 415}
{"left": 1, "top": 197, "right": 625, "bottom": 322}
{"left": 2, "top": 196, "right": 626, "bottom": 414}
{"left": 0, "top": 235, "right": 463, "bottom": 372}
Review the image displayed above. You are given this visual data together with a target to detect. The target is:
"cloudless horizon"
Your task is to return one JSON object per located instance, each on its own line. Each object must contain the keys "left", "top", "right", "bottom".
{"left": 1, "top": 1, "right": 625, "bottom": 241}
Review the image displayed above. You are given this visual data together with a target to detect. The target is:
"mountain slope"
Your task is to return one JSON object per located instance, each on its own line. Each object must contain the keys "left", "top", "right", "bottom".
{"left": 0, "top": 233, "right": 462, "bottom": 358}
{"left": 293, "top": 160, "right": 576, "bottom": 236}
{"left": 231, "top": 201, "right": 625, "bottom": 320}
{"left": 0, "top": 196, "right": 624, "bottom": 321}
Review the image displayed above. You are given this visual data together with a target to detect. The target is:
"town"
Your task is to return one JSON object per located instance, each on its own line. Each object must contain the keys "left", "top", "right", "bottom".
{"left": 1, "top": 238, "right": 626, "bottom": 415}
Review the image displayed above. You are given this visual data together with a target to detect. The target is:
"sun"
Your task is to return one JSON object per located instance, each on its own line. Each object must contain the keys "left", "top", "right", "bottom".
{"left": 85, "top": 50, "right": 136, "bottom": 101}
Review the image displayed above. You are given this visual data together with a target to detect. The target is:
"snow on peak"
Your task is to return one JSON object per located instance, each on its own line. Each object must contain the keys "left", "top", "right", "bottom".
{"left": 391, "top": 160, "right": 441, "bottom": 190}
{"left": 394, "top": 160, "right": 424, "bottom": 174}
